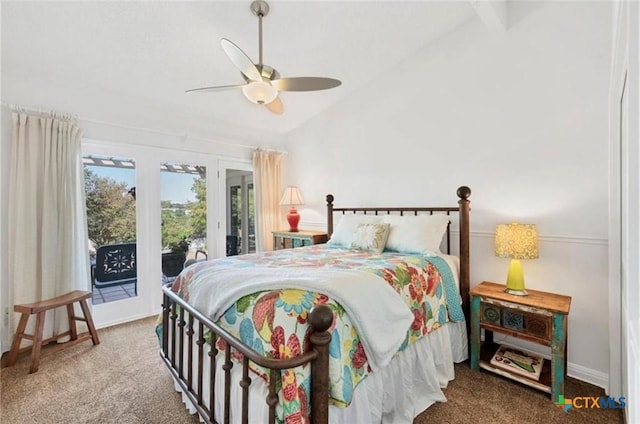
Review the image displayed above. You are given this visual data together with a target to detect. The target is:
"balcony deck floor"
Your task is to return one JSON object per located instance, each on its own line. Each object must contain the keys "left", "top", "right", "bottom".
{"left": 92, "top": 282, "right": 137, "bottom": 305}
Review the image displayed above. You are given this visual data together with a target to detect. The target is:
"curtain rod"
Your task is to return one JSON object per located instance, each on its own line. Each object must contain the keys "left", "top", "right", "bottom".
{"left": 253, "top": 147, "right": 288, "bottom": 155}
{"left": 2, "top": 102, "right": 78, "bottom": 122}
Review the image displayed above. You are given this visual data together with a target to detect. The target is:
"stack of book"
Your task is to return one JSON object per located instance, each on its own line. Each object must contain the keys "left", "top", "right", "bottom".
{"left": 490, "top": 344, "right": 544, "bottom": 381}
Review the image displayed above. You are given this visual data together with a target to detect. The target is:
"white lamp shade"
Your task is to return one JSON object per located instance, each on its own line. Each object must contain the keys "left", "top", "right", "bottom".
{"left": 280, "top": 187, "right": 304, "bottom": 206}
{"left": 242, "top": 81, "right": 278, "bottom": 105}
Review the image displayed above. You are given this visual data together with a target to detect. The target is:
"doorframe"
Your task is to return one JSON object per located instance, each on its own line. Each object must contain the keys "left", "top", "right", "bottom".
{"left": 608, "top": 0, "right": 636, "bottom": 406}
{"left": 608, "top": 0, "right": 624, "bottom": 400}
{"left": 623, "top": 4, "right": 640, "bottom": 423}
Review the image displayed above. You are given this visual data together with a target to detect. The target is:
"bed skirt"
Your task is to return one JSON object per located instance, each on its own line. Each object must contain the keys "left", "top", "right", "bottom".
{"left": 170, "top": 320, "right": 468, "bottom": 424}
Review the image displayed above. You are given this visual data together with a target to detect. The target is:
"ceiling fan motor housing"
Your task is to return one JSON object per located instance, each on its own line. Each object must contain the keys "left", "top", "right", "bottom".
{"left": 242, "top": 64, "right": 280, "bottom": 83}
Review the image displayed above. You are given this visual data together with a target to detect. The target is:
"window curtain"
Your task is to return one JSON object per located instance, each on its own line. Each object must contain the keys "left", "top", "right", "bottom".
{"left": 252, "top": 150, "right": 283, "bottom": 252}
{"left": 8, "top": 111, "right": 90, "bottom": 344}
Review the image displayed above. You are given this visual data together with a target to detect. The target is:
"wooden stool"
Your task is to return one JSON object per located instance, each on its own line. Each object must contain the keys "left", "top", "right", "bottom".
{"left": 6, "top": 290, "right": 100, "bottom": 373}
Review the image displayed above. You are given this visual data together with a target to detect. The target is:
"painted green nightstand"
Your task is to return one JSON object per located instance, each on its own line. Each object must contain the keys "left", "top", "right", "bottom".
{"left": 272, "top": 230, "right": 328, "bottom": 250}
{"left": 470, "top": 281, "right": 571, "bottom": 402}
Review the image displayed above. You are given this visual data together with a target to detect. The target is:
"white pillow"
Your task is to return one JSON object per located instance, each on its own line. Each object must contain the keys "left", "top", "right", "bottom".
{"left": 382, "top": 214, "right": 450, "bottom": 254}
{"left": 327, "top": 214, "right": 382, "bottom": 248}
{"left": 350, "top": 223, "right": 391, "bottom": 254}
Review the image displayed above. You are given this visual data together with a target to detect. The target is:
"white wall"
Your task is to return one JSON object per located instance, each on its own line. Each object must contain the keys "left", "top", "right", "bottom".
{"left": 283, "top": 2, "right": 613, "bottom": 388}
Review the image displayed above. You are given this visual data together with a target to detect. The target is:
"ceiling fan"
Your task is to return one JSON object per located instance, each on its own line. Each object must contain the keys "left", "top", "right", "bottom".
{"left": 186, "top": 0, "right": 341, "bottom": 115}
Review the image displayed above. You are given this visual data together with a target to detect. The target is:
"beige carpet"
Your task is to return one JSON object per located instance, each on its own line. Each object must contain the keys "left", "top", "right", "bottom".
{"left": 1, "top": 317, "right": 623, "bottom": 424}
{"left": 416, "top": 358, "right": 623, "bottom": 424}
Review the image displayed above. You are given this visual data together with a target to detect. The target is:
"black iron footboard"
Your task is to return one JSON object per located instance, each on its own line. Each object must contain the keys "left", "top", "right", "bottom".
{"left": 160, "top": 283, "right": 333, "bottom": 424}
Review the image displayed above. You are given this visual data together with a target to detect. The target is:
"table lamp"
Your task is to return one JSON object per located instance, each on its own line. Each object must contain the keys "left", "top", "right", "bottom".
{"left": 279, "top": 187, "right": 304, "bottom": 232}
{"left": 494, "top": 223, "right": 538, "bottom": 296}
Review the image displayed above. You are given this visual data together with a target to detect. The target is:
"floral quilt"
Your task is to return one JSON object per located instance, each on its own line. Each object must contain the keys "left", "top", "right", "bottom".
{"left": 168, "top": 245, "right": 464, "bottom": 424}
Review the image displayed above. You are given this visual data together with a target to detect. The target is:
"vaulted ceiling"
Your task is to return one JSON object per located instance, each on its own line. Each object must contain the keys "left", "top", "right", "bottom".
{"left": 1, "top": 1, "right": 504, "bottom": 139}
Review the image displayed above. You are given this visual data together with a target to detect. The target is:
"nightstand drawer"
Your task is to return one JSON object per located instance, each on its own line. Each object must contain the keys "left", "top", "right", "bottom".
{"left": 480, "top": 301, "right": 551, "bottom": 343}
{"left": 272, "top": 230, "right": 328, "bottom": 250}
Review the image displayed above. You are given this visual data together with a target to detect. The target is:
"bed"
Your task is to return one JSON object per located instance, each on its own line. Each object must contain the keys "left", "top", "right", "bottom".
{"left": 159, "top": 186, "right": 471, "bottom": 424}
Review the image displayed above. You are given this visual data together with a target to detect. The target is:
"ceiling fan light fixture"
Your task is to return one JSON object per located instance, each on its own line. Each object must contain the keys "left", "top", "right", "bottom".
{"left": 242, "top": 81, "right": 278, "bottom": 104}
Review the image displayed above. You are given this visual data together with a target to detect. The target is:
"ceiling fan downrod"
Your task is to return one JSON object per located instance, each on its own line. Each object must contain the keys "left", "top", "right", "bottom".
{"left": 250, "top": 0, "right": 270, "bottom": 67}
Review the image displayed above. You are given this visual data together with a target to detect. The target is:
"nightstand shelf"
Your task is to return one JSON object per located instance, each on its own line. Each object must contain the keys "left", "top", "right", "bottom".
{"left": 272, "top": 230, "right": 328, "bottom": 250}
{"left": 470, "top": 281, "right": 571, "bottom": 402}
{"left": 478, "top": 341, "right": 553, "bottom": 394}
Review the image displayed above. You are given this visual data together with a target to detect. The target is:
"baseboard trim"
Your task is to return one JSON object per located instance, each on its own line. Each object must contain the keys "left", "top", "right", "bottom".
{"left": 95, "top": 311, "right": 159, "bottom": 330}
{"left": 567, "top": 362, "right": 609, "bottom": 391}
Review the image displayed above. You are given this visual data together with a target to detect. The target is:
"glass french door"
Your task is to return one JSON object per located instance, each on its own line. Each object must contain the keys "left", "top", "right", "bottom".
{"left": 83, "top": 154, "right": 138, "bottom": 306}
{"left": 82, "top": 142, "right": 156, "bottom": 328}
{"left": 82, "top": 141, "right": 252, "bottom": 327}
{"left": 218, "top": 161, "right": 255, "bottom": 258}
{"left": 227, "top": 172, "right": 255, "bottom": 255}
{"left": 160, "top": 162, "right": 207, "bottom": 282}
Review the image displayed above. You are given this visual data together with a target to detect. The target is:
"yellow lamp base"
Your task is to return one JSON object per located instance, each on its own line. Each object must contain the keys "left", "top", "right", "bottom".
{"left": 504, "top": 259, "right": 528, "bottom": 296}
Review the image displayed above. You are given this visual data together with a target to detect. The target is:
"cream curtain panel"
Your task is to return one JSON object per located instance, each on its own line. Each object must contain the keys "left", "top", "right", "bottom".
{"left": 252, "top": 150, "right": 283, "bottom": 252}
{"left": 8, "top": 111, "right": 90, "bottom": 342}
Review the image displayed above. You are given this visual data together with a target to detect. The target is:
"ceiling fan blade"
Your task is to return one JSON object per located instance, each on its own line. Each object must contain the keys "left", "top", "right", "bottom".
{"left": 264, "top": 97, "right": 283, "bottom": 115}
{"left": 221, "top": 38, "right": 262, "bottom": 82}
{"left": 271, "top": 77, "right": 341, "bottom": 92}
{"left": 185, "top": 84, "right": 246, "bottom": 94}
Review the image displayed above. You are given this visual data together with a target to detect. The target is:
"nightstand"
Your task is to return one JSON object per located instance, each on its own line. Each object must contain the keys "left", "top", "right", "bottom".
{"left": 470, "top": 281, "right": 571, "bottom": 402}
{"left": 272, "top": 230, "right": 328, "bottom": 250}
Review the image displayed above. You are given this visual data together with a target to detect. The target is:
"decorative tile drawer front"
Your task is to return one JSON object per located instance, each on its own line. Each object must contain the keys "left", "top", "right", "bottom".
{"left": 480, "top": 302, "right": 551, "bottom": 343}
{"left": 524, "top": 314, "right": 550, "bottom": 340}
{"left": 481, "top": 303, "right": 501, "bottom": 325}
{"left": 502, "top": 309, "right": 524, "bottom": 331}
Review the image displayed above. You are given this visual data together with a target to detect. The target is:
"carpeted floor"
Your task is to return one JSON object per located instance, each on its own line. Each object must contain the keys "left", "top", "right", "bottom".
{"left": 415, "top": 358, "right": 623, "bottom": 424}
{"left": 1, "top": 317, "right": 623, "bottom": 424}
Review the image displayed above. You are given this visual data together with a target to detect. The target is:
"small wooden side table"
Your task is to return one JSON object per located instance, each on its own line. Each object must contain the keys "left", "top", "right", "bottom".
{"left": 469, "top": 281, "right": 571, "bottom": 402}
{"left": 272, "top": 230, "right": 328, "bottom": 250}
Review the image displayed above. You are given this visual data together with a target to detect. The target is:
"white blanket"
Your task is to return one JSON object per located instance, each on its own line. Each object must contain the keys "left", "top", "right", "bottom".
{"left": 187, "top": 266, "right": 414, "bottom": 371}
